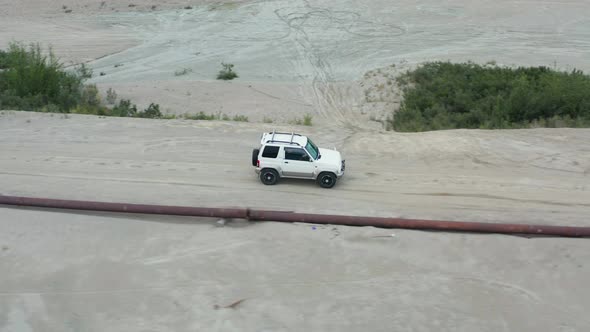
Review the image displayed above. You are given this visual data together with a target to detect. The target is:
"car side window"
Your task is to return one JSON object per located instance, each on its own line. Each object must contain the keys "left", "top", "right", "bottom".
{"left": 284, "top": 147, "right": 310, "bottom": 161}
{"left": 262, "top": 146, "right": 280, "bottom": 158}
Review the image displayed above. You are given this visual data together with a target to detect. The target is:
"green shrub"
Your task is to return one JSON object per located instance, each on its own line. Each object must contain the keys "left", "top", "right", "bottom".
{"left": 0, "top": 42, "right": 165, "bottom": 121}
{"left": 184, "top": 112, "right": 218, "bottom": 120}
{"left": 0, "top": 50, "right": 8, "bottom": 69}
{"left": 174, "top": 68, "right": 192, "bottom": 76}
{"left": 217, "top": 62, "right": 238, "bottom": 80}
{"left": 76, "top": 63, "right": 93, "bottom": 79}
{"left": 232, "top": 114, "right": 249, "bottom": 122}
{"left": 110, "top": 99, "right": 137, "bottom": 117}
{"left": 303, "top": 113, "right": 313, "bottom": 126}
{"left": 0, "top": 42, "right": 84, "bottom": 112}
{"left": 106, "top": 88, "right": 117, "bottom": 104}
{"left": 138, "top": 103, "right": 162, "bottom": 118}
{"left": 71, "top": 104, "right": 107, "bottom": 116}
{"left": 40, "top": 104, "right": 62, "bottom": 114}
{"left": 291, "top": 114, "right": 313, "bottom": 126}
{"left": 80, "top": 84, "right": 101, "bottom": 107}
{"left": 391, "top": 62, "right": 590, "bottom": 131}
{"left": 183, "top": 112, "right": 249, "bottom": 122}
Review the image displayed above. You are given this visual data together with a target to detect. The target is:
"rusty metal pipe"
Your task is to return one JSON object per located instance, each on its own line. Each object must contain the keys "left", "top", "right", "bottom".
{"left": 0, "top": 195, "right": 248, "bottom": 219}
{"left": 1, "top": 195, "right": 589, "bottom": 237}
{"left": 248, "top": 210, "right": 590, "bottom": 237}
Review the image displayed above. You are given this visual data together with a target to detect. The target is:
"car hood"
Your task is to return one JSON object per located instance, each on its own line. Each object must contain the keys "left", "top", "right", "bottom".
{"left": 316, "top": 148, "right": 342, "bottom": 167}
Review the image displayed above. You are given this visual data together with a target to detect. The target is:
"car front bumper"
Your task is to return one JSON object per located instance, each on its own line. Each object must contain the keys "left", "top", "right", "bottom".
{"left": 335, "top": 160, "right": 345, "bottom": 178}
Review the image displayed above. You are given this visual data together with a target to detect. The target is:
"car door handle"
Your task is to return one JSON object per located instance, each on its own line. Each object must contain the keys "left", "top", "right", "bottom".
{"left": 284, "top": 161, "right": 289, "bottom": 164}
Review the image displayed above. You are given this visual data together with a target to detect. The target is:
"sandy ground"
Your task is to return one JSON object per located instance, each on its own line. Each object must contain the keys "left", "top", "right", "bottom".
{"left": 1, "top": 112, "right": 589, "bottom": 224}
{"left": 1, "top": 112, "right": 590, "bottom": 331}
{"left": 2, "top": 0, "right": 590, "bottom": 330}
{"left": 1, "top": 207, "right": 589, "bottom": 332}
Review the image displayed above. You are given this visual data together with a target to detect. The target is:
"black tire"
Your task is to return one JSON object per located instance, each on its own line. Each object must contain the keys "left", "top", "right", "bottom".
{"left": 260, "top": 168, "right": 279, "bottom": 185}
{"left": 317, "top": 172, "right": 337, "bottom": 188}
{"left": 251, "top": 149, "right": 260, "bottom": 166}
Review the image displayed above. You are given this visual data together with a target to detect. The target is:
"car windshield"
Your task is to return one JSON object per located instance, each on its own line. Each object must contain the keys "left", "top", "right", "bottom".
{"left": 305, "top": 139, "right": 320, "bottom": 160}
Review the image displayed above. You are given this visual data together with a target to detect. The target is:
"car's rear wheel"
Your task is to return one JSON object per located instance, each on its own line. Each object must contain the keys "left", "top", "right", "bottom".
{"left": 251, "top": 149, "right": 259, "bottom": 166}
{"left": 317, "top": 172, "right": 336, "bottom": 188}
{"left": 260, "top": 169, "right": 279, "bottom": 185}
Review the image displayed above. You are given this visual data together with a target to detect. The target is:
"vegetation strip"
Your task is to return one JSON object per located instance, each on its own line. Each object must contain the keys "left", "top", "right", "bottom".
{"left": 392, "top": 61, "right": 590, "bottom": 131}
{"left": 0, "top": 43, "right": 249, "bottom": 122}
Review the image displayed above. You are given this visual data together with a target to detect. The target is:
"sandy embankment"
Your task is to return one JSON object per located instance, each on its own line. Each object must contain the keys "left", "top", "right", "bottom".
{"left": 5, "top": 0, "right": 589, "bottom": 125}
{"left": 1, "top": 111, "right": 590, "bottom": 331}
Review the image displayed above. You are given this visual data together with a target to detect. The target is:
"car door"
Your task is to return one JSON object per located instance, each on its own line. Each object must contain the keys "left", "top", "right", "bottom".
{"left": 281, "top": 147, "right": 315, "bottom": 178}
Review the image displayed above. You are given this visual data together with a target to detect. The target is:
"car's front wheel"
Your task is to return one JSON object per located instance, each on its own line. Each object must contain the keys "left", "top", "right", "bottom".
{"left": 260, "top": 168, "right": 279, "bottom": 185}
{"left": 317, "top": 172, "right": 336, "bottom": 188}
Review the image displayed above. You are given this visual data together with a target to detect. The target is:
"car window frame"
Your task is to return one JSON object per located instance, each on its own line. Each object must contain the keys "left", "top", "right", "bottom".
{"left": 284, "top": 147, "right": 312, "bottom": 161}
{"left": 262, "top": 145, "right": 280, "bottom": 158}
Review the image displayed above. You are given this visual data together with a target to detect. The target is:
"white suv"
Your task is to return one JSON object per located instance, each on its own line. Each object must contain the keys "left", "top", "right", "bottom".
{"left": 251, "top": 131, "right": 345, "bottom": 188}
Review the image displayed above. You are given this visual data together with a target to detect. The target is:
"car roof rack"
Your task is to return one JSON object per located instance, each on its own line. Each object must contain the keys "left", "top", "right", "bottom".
{"left": 261, "top": 130, "right": 307, "bottom": 148}
{"left": 263, "top": 130, "right": 304, "bottom": 146}
{"left": 268, "top": 130, "right": 302, "bottom": 137}
{"left": 265, "top": 140, "right": 301, "bottom": 146}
